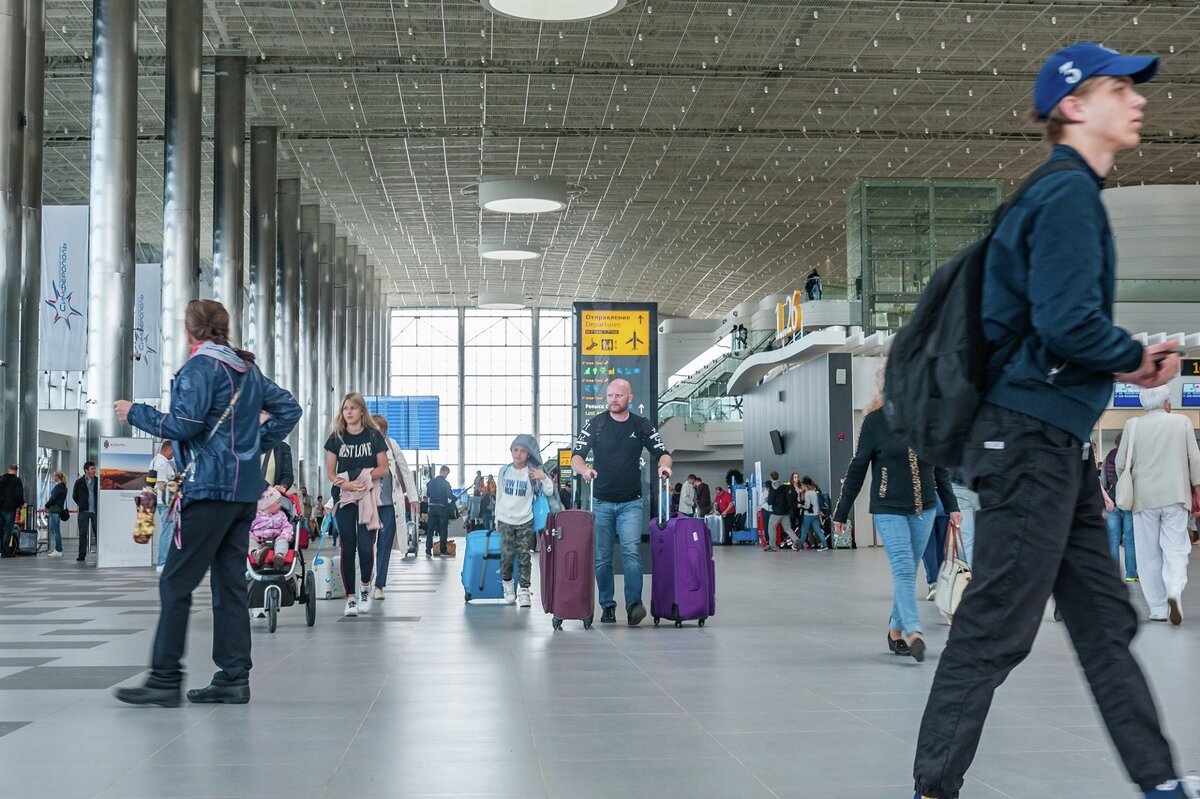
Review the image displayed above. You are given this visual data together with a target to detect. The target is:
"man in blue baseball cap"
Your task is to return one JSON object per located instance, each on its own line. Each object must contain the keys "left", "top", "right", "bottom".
{"left": 912, "top": 43, "right": 1192, "bottom": 799}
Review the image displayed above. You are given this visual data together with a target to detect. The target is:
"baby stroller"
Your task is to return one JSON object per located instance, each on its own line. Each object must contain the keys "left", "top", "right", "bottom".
{"left": 246, "top": 504, "right": 316, "bottom": 633}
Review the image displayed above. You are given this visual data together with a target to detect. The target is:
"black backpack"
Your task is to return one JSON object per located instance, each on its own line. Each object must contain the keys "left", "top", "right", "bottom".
{"left": 882, "top": 159, "right": 1089, "bottom": 468}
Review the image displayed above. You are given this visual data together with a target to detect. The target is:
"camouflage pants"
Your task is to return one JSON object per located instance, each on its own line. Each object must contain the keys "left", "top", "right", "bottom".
{"left": 497, "top": 520, "right": 534, "bottom": 588}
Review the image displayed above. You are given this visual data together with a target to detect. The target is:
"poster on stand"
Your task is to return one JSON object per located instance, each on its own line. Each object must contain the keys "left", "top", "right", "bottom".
{"left": 132, "top": 263, "right": 163, "bottom": 400}
{"left": 97, "top": 437, "right": 154, "bottom": 568}
{"left": 39, "top": 205, "right": 90, "bottom": 372}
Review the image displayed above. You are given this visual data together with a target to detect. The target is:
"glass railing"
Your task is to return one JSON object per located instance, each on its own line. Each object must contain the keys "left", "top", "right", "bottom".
{"left": 659, "top": 397, "right": 743, "bottom": 426}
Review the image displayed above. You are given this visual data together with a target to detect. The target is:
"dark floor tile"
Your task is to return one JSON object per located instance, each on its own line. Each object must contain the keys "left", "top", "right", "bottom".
{"left": 0, "top": 657, "right": 58, "bottom": 667}
{"left": 0, "top": 722, "right": 30, "bottom": 738}
{"left": 0, "top": 665, "right": 146, "bottom": 689}
{"left": 40, "top": 629, "right": 143, "bottom": 636}
{"left": 0, "top": 641, "right": 105, "bottom": 649}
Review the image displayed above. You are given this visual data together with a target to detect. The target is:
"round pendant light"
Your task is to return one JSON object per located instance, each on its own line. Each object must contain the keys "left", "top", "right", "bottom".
{"left": 477, "top": 292, "right": 527, "bottom": 310}
{"left": 480, "top": 0, "right": 626, "bottom": 22}
{"left": 479, "top": 236, "right": 542, "bottom": 261}
{"left": 478, "top": 176, "right": 569, "bottom": 214}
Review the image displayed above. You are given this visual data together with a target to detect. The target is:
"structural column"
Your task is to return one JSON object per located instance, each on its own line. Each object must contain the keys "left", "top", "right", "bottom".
{"left": 211, "top": 55, "right": 245, "bottom": 341}
{"left": 275, "top": 177, "right": 300, "bottom": 394}
{"left": 160, "top": 0, "right": 202, "bottom": 404}
{"left": 86, "top": 0, "right": 137, "bottom": 455}
{"left": 299, "top": 205, "right": 320, "bottom": 488}
{"left": 375, "top": 278, "right": 386, "bottom": 394}
{"left": 17, "top": 0, "right": 43, "bottom": 499}
{"left": 248, "top": 125, "right": 277, "bottom": 375}
{"left": 344, "top": 244, "right": 357, "bottom": 394}
{"left": 331, "top": 237, "right": 347, "bottom": 406}
{"left": 357, "top": 255, "right": 368, "bottom": 393}
{"left": 0, "top": 0, "right": 26, "bottom": 468}
{"left": 317, "top": 223, "right": 335, "bottom": 450}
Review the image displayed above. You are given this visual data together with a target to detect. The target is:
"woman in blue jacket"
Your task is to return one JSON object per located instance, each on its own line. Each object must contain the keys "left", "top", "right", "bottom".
{"left": 112, "top": 300, "right": 301, "bottom": 707}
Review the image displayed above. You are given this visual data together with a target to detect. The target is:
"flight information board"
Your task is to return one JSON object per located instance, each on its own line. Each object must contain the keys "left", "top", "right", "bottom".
{"left": 363, "top": 395, "right": 440, "bottom": 450}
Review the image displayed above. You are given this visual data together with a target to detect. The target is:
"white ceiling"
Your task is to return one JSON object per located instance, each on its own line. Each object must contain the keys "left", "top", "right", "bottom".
{"left": 39, "top": 0, "right": 1200, "bottom": 317}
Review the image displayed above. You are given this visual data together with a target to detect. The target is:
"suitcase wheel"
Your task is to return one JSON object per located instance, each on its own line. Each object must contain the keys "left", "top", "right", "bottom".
{"left": 674, "top": 620, "right": 682, "bottom": 629}
{"left": 653, "top": 617, "right": 660, "bottom": 627}
{"left": 464, "top": 592, "right": 471, "bottom": 603}
{"left": 698, "top": 618, "right": 706, "bottom": 628}
{"left": 551, "top": 617, "right": 563, "bottom": 631}
{"left": 582, "top": 615, "right": 593, "bottom": 630}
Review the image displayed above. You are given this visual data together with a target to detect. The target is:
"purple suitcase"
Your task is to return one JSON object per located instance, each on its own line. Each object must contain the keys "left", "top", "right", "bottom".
{"left": 650, "top": 480, "right": 716, "bottom": 627}
{"left": 539, "top": 482, "right": 596, "bottom": 630}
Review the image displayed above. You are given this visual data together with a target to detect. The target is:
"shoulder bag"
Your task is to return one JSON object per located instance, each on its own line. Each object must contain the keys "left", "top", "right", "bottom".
{"left": 935, "top": 522, "right": 971, "bottom": 624}
{"left": 1114, "top": 418, "right": 1137, "bottom": 511}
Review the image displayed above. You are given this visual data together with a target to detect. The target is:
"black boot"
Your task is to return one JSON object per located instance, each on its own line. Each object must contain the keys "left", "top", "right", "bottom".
{"left": 114, "top": 683, "right": 181, "bottom": 708}
{"left": 600, "top": 606, "right": 617, "bottom": 624}
{"left": 187, "top": 675, "right": 250, "bottom": 704}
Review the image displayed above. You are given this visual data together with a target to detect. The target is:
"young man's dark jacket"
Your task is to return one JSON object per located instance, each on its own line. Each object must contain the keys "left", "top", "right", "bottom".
{"left": 982, "top": 145, "right": 1143, "bottom": 443}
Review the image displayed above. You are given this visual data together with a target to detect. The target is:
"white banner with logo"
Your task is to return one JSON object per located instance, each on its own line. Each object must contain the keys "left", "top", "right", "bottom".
{"left": 38, "top": 205, "right": 91, "bottom": 371}
{"left": 132, "top": 263, "right": 163, "bottom": 399}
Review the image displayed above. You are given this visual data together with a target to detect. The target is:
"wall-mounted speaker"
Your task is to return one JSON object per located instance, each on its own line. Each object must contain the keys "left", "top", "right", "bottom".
{"left": 769, "top": 429, "right": 784, "bottom": 455}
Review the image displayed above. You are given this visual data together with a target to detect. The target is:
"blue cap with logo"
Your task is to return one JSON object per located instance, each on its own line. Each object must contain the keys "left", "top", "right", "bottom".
{"left": 1033, "top": 43, "right": 1158, "bottom": 119}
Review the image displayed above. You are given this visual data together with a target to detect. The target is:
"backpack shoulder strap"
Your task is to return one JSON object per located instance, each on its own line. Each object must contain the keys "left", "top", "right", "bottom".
{"left": 990, "top": 159, "right": 1092, "bottom": 232}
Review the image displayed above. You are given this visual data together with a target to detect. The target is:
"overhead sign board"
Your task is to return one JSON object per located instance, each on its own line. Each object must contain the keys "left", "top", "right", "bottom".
{"left": 580, "top": 309, "right": 651, "bottom": 357}
{"left": 1112, "top": 383, "right": 1142, "bottom": 408}
{"left": 1182, "top": 383, "right": 1200, "bottom": 408}
{"left": 1183, "top": 359, "right": 1200, "bottom": 378}
{"left": 775, "top": 289, "right": 803, "bottom": 341}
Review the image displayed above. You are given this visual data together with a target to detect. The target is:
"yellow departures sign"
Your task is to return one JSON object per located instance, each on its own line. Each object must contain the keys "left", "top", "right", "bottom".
{"left": 580, "top": 309, "right": 651, "bottom": 356}
{"left": 775, "top": 290, "right": 803, "bottom": 341}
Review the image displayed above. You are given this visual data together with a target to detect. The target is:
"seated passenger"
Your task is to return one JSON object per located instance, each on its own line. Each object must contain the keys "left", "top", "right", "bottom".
{"left": 250, "top": 487, "right": 292, "bottom": 569}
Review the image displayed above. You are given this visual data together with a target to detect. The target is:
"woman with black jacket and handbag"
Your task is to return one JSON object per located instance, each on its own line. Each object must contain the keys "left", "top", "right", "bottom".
{"left": 45, "top": 472, "right": 68, "bottom": 557}
{"left": 832, "top": 384, "right": 961, "bottom": 662}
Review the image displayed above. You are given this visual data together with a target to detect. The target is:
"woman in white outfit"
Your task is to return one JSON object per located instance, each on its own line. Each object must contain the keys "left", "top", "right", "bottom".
{"left": 1115, "top": 385, "right": 1200, "bottom": 625}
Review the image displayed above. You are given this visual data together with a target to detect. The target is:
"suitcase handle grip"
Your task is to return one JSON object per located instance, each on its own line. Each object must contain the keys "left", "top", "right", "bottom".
{"left": 571, "top": 475, "right": 593, "bottom": 513}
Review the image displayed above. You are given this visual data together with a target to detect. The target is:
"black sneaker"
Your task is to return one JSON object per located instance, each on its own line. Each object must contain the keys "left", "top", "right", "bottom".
{"left": 600, "top": 606, "right": 617, "bottom": 624}
{"left": 186, "top": 680, "right": 250, "bottom": 704}
{"left": 114, "top": 684, "right": 181, "bottom": 708}
{"left": 627, "top": 602, "right": 647, "bottom": 626}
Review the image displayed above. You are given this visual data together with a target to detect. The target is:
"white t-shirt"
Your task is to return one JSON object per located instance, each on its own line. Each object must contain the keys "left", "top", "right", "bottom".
{"left": 149, "top": 453, "right": 176, "bottom": 500}
{"left": 494, "top": 464, "right": 554, "bottom": 526}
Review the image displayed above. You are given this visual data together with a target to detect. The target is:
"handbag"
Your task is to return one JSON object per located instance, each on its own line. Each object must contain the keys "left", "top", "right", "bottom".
{"left": 935, "top": 523, "right": 971, "bottom": 623}
{"left": 1114, "top": 418, "right": 1137, "bottom": 511}
{"left": 58, "top": 509, "right": 70, "bottom": 522}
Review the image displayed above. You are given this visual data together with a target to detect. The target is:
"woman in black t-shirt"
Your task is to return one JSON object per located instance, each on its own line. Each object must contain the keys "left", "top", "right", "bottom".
{"left": 324, "top": 392, "right": 388, "bottom": 618}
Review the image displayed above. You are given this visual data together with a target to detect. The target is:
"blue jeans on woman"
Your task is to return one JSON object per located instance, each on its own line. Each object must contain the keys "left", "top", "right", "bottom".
{"left": 594, "top": 498, "right": 644, "bottom": 611}
{"left": 800, "top": 514, "right": 827, "bottom": 548}
{"left": 156, "top": 505, "right": 176, "bottom": 567}
{"left": 875, "top": 513, "right": 936, "bottom": 636}
{"left": 1106, "top": 506, "right": 1138, "bottom": 579}
{"left": 48, "top": 512, "right": 62, "bottom": 553}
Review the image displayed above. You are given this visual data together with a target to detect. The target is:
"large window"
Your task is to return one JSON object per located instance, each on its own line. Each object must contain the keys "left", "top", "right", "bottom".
{"left": 388, "top": 308, "right": 574, "bottom": 487}
{"left": 538, "top": 310, "right": 574, "bottom": 457}
{"left": 464, "top": 310, "right": 533, "bottom": 481}
{"left": 389, "top": 310, "right": 460, "bottom": 479}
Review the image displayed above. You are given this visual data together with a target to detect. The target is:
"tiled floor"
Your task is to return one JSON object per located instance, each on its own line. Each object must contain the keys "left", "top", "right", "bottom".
{"left": 1, "top": 541, "right": 1198, "bottom": 798}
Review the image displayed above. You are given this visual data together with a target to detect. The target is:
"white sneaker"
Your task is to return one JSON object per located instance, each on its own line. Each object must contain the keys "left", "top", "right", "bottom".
{"left": 517, "top": 587, "right": 531, "bottom": 608}
{"left": 926, "top": 585, "right": 937, "bottom": 601}
{"left": 155, "top": 564, "right": 164, "bottom": 573}
{"left": 344, "top": 598, "right": 358, "bottom": 617}
{"left": 1181, "top": 774, "right": 1200, "bottom": 797}
{"left": 49, "top": 550, "right": 63, "bottom": 558}
{"left": 373, "top": 587, "right": 384, "bottom": 601}
{"left": 358, "top": 587, "right": 372, "bottom": 614}
{"left": 502, "top": 579, "right": 516, "bottom": 604}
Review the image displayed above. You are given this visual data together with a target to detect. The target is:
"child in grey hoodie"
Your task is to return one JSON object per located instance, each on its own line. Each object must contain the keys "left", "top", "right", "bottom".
{"left": 495, "top": 434, "right": 554, "bottom": 607}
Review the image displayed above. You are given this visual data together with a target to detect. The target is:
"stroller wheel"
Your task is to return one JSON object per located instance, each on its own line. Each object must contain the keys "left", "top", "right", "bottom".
{"left": 304, "top": 572, "right": 317, "bottom": 627}
{"left": 266, "top": 589, "right": 279, "bottom": 634}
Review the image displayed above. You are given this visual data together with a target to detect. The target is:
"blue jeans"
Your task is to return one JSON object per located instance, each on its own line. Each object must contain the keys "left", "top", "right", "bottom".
{"left": 952, "top": 483, "right": 978, "bottom": 569}
{"left": 1106, "top": 506, "right": 1137, "bottom": 579}
{"left": 156, "top": 505, "right": 176, "bottom": 567}
{"left": 48, "top": 512, "right": 62, "bottom": 553}
{"left": 374, "top": 504, "right": 397, "bottom": 588}
{"left": 800, "top": 514, "right": 827, "bottom": 547}
{"left": 875, "top": 513, "right": 935, "bottom": 636}
{"left": 594, "top": 498, "right": 644, "bottom": 610}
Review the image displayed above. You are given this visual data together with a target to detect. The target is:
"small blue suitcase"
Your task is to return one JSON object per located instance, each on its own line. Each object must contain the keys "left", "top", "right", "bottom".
{"left": 461, "top": 530, "right": 505, "bottom": 602}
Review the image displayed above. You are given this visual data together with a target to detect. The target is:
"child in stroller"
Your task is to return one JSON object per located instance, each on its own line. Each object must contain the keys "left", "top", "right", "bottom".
{"left": 250, "top": 487, "right": 293, "bottom": 569}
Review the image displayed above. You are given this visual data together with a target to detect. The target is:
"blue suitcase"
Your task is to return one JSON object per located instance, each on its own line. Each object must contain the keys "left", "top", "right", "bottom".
{"left": 461, "top": 529, "right": 505, "bottom": 602}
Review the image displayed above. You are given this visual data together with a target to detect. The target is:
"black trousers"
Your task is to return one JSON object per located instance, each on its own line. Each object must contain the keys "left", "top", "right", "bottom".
{"left": 913, "top": 404, "right": 1176, "bottom": 797}
{"left": 149, "top": 500, "right": 256, "bottom": 687}
{"left": 77, "top": 512, "right": 94, "bottom": 558}
{"left": 334, "top": 503, "right": 375, "bottom": 594}
{"left": 426, "top": 507, "right": 450, "bottom": 554}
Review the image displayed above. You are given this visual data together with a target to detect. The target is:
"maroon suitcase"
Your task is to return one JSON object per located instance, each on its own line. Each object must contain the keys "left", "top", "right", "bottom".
{"left": 539, "top": 484, "right": 596, "bottom": 631}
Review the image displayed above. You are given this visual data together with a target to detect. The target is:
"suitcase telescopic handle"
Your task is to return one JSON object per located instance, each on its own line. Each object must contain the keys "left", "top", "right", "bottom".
{"left": 571, "top": 474, "right": 593, "bottom": 513}
{"left": 658, "top": 475, "right": 669, "bottom": 526}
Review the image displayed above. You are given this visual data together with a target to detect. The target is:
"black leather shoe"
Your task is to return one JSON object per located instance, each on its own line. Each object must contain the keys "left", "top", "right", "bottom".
{"left": 887, "top": 633, "right": 910, "bottom": 656}
{"left": 600, "top": 606, "right": 617, "bottom": 624}
{"left": 627, "top": 602, "right": 647, "bottom": 627}
{"left": 114, "top": 685, "right": 181, "bottom": 708}
{"left": 186, "top": 681, "right": 250, "bottom": 704}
